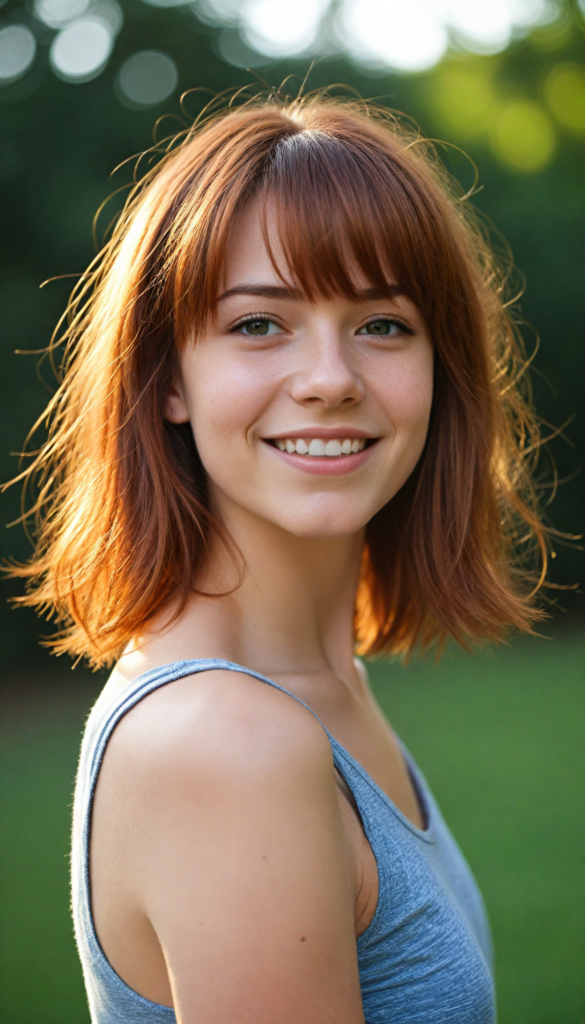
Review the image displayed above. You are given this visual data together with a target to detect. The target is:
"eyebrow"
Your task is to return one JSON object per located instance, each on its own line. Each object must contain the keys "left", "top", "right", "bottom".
{"left": 216, "top": 284, "right": 405, "bottom": 302}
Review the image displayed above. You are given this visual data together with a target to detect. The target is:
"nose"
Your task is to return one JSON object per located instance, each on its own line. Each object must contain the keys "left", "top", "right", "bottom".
{"left": 290, "top": 327, "right": 365, "bottom": 409}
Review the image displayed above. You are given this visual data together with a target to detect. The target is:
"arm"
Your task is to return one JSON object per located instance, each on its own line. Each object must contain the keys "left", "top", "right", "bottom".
{"left": 107, "top": 671, "right": 366, "bottom": 1024}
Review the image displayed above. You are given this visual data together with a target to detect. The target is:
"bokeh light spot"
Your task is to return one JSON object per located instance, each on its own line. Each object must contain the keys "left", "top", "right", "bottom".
{"left": 192, "top": 0, "right": 562, "bottom": 73}
{"left": 34, "top": 0, "right": 90, "bottom": 29}
{"left": 117, "top": 51, "right": 178, "bottom": 106}
{"left": 194, "top": 0, "right": 242, "bottom": 23}
{"left": 544, "top": 63, "right": 585, "bottom": 133}
{"left": 242, "top": 0, "right": 328, "bottom": 58}
{"left": 89, "top": 0, "right": 124, "bottom": 35}
{"left": 431, "top": 68, "right": 497, "bottom": 139}
{"left": 445, "top": 0, "right": 512, "bottom": 54}
{"left": 490, "top": 101, "right": 555, "bottom": 172}
{"left": 50, "top": 17, "right": 113, "bottom": 81}
{"left": 0, "top": 25, "right": 37, "bottom": 83}
{"left": 340, "top": 0, "right": 448, "bottom": 71}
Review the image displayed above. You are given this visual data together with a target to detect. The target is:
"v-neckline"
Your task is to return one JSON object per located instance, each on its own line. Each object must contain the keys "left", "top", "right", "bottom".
{"left": 327, "top": 731, "right": 434, "bottom": 843}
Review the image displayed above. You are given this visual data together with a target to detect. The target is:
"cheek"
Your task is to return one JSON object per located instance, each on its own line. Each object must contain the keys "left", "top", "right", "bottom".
{"left": 181, "top": 348, "right": 277, "bottom": 453}
{"left": 373, "top": 350, "right": 434, "bottom": 437}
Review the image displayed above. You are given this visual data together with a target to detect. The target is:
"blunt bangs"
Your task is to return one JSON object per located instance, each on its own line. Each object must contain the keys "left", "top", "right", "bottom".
{"left": 258, "top": 129, "right": 408, "bottom": 304}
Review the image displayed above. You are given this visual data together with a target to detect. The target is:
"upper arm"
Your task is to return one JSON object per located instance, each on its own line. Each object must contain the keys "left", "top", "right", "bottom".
{"left": 106, "top": 671, "right": 365, "bottom": 1024}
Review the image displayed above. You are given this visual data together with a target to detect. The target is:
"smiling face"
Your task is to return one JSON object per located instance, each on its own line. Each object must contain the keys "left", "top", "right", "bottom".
{"left": 165, "top": 199, "right": 434, "bottom": 540}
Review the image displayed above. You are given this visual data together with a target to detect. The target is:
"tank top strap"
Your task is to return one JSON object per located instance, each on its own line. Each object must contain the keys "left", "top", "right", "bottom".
{"left": 171, "top": 658, "right": 331, "bottom": 729}
{"left": 92, "top": 657, "right": 327, "bottom": 725}
{"left": 95, "top": 658, "right": 391, "bottom": 809}
{"left": 163, "top": 660, "right": 355, "bottom": 770}
{"left": 154, "top": 663, "right": 389, "bottom": 821}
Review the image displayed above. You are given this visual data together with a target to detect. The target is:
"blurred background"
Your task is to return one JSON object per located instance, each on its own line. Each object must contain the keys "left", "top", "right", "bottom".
{"left": 0, "top": 0, "right": 584, "bottom": 1021}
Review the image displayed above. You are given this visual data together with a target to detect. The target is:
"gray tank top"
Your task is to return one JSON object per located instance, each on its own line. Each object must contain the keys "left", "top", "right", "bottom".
{"left": 71, "top": 658, "right": 496, "bottom": 1023}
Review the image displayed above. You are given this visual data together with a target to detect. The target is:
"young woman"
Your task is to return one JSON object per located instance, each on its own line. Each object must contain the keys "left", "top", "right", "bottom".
{"left": 12, "top": 92, "right": 546, "bottom": 1023}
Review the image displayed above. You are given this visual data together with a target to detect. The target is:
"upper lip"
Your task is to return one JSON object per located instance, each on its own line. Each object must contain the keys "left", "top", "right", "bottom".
{"left": 264, "top": 427, "right": 378, "bottom": 440}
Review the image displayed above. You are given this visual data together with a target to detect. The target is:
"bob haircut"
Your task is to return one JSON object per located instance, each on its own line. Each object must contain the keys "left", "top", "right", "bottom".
{"left": 7, "top": 90, "right": 547, "bottom": 667}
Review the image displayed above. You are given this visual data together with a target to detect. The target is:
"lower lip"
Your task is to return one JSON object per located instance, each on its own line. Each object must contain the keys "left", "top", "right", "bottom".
{"left": 263, "top": 441, "right": 377, "bottom": 475}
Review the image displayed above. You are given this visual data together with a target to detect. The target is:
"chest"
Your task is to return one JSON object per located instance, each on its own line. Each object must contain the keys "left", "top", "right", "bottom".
{"left": 342, "top": 757, "right": 496, "bottom": 1023}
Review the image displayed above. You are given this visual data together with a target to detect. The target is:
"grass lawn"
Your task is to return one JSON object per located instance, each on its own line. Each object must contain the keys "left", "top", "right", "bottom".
{"left": 1, "top": 631, "right": 584, "bottom": 1023}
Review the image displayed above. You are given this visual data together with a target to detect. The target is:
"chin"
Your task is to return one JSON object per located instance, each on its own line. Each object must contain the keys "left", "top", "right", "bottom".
{"left": 266, "top": 500, "right": 375, "bottom": 541}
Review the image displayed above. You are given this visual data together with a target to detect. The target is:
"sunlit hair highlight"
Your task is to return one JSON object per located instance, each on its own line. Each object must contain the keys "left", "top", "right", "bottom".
{"left": 5, "top": 86, "right": 548, "bottom": 667}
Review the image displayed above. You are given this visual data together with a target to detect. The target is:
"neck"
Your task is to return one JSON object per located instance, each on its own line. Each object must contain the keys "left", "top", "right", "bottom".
{"left": 139, "top": 495, "right": 365, "bottom": 682}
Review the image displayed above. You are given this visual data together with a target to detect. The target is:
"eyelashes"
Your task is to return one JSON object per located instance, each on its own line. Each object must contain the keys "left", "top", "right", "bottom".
{"left": 229, "top": 313, "right": 415, "bottom": 338}
{"left": 230, "top": 315, "right": 283, "bottom": 337}
{"left": 357, "top": 317, "right": 415, "bottom": 337}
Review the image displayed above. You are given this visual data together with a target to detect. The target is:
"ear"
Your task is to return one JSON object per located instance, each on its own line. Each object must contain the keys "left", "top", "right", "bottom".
{"left": 164, "top": 381, "right": 190, "bottom": 424}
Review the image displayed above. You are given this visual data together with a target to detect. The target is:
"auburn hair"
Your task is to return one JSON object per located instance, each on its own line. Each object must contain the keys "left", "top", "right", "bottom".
{"left": 5, "top": 88, "right": 547, "bottom": 667}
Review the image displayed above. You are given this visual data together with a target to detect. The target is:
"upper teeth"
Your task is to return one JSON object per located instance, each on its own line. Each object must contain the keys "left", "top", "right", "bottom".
{"left": 273, "top": 438, "right": 366, "bottom": 456}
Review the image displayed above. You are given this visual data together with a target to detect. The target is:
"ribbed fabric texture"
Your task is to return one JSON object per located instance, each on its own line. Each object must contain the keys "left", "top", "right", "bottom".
{"left": 71, "top": 659, "right": 496, "bottom": 1023}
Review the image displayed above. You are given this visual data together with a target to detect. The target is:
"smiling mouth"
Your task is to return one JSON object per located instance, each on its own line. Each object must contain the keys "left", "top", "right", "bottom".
{"left": 266, "top": 437, "right": 376, "bottom": 458}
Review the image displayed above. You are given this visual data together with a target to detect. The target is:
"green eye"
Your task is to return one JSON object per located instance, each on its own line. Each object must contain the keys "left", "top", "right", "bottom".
{"left": 239, "top": 318, "right": 280, "bottom": 336}
{"left": 361, "top": 319, "right": 397, "bottom": 336}
{"left": 244, "top": 320, "right": 268, "bottom": 335}
{"left": 357, "top": 318, "right": 415, "bottom": 338}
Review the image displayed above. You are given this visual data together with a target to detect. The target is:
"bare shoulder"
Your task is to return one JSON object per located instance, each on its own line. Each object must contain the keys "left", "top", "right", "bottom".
{"left": 98, "top": 667, "right": 334, "bottom": 807}
{"left": 93, "top": 669, "right": 364, "bottom": 1023}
